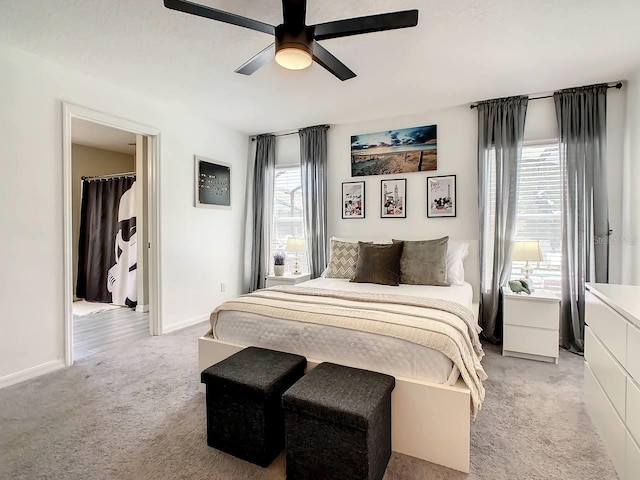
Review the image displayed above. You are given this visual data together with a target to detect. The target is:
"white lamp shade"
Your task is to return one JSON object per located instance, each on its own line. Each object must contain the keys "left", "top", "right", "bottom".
{"left": 512, "top": 241, "right": 543, "bottom": 262}
{"left": 286, "top": 237, "right": 307, "bottom": 253}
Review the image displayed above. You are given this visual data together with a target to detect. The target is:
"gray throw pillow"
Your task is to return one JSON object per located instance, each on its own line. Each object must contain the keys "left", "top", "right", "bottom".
{"left": 392, "top": 237, "right": 449, "bottom": 286}
{"left": 351, "top": 242, "right": 404, "bottom": 286}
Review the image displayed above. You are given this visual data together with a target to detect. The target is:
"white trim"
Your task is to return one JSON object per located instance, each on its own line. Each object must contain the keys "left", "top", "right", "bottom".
{"left": 62, "top": 103, "right": 162, "bottom": 367}
{"left": 162, "top": 314, "right": 210, "bottom": 335}
{"left": 0, "top": 360, "right": 66, "bottom": 389}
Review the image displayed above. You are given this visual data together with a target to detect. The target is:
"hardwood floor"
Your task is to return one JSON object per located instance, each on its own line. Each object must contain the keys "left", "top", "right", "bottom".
{"left": 73, "top": 307, "right": 150, "bottom": 360}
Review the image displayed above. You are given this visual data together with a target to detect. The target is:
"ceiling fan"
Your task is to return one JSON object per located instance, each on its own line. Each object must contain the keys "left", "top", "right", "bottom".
{"left": 164, "top": 0, "right": 419, "bottom": 81}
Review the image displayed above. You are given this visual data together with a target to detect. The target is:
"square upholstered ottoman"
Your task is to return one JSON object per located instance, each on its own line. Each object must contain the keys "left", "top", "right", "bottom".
{"left": 282, "top": 362, "right": 395, "bottom": 480}
{"left": 201, "top": 347, "right": 306, "bottom": 467}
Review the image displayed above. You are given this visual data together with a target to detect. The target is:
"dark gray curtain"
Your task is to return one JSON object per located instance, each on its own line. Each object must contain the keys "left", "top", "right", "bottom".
{"left": 299, "top": 125, "right": 329, "bottom": 278}
{"left": 77, "top": 176, "right": 137, "bottom": 306}
{"left": 245, "top": 134, "right": 275, "bottom": 292}
{"left": 477, "top": 96, "right": 529, "bottom": 343}
{"left": 554, "top": 84, "right": 609, "bottom": 353}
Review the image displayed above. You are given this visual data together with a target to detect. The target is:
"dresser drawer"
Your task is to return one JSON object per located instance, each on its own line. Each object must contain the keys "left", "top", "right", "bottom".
{"left": 584, "top": 364, "right": 626, "bottom": 478}
{"left": 628, "top": 322, "right": 640, "bottom": 381}
{"left": 627, "top": 377, "right": 640, "bottom": 445}
{"left": 586, "top": 291, "right": 627, "bottom": 367}
{"left": 585, "top": 326, "right": 627, "bottom": 420}
{"left": 503, "top": 325, "right": 558, "bottom": 359}
{"left": 628, "top": 432, "right": 640, "bottom": 480}
{"left": 503, "top": 298, "right": 558, "bottom": 329}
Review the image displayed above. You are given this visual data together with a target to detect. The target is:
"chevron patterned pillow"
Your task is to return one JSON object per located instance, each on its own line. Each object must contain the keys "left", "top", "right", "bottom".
{"left": 325, "top": 239, "right": 364, "bottom": 279}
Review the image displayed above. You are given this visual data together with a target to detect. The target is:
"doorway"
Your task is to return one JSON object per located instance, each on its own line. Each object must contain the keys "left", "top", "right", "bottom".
{"left": 62, "top": 104, "right": 161, "bottom": 365}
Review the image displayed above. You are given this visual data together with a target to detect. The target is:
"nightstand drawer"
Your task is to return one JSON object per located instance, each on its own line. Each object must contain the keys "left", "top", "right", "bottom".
{"left": 503, "top": 298, "right": 559, "bottom": 329}
{"left": 628, "top": 323, "right": 640, "bottom": 381}
{"left": 503, "top": 325, "right": 558, "bottom": 358}
{"left": 627, "top": 377, "right": 640, "bottom": 446}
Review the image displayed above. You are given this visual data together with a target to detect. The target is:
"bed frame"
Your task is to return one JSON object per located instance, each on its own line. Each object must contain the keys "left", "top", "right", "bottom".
{"left": 197, "top": 240, "right": 480, "bottom": 473}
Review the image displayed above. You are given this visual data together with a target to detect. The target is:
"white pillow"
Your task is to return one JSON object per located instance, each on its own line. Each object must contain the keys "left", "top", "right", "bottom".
{"left": 447, "top": 241, "right": 469, "bottom": 286}
{"left": 330, "top": 236, "right": 392, "bottom": 244}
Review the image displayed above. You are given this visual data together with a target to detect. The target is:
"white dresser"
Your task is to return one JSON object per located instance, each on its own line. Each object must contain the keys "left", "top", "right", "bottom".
{"left": 585, "top": 283, "right": 640, "bottom": 480}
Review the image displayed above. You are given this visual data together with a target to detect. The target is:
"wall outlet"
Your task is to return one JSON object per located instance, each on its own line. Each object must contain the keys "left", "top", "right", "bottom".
{"left": 220, "top": 282, "right": 226, "bottom": 292}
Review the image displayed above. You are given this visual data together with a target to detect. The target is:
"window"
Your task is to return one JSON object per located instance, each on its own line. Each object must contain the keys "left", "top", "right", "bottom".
{"left": 511, "top": 141, "right": 562, "bottom": 291}
{"left": 270, "top": 166, "right": 308, "bottom": 274}
{"left": 483, "top": 140, "right": 562, "bottom": 292}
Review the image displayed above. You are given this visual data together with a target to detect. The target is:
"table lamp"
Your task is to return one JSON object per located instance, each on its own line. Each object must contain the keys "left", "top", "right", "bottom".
{"left": 286, "top": 237, "right": 306, "bottom": 275}
{"left": 512, "top": 241, "right": 543, "bottom": 287}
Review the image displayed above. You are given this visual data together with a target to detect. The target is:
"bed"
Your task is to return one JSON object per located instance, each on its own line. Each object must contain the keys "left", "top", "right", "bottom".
{"left": 198, "top": 239, "right": 483, "bottom": 473}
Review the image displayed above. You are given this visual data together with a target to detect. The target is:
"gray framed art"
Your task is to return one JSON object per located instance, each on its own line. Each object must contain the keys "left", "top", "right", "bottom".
{"left": 195, "top": 156, "right": 231, "bottom": 209}
{"left": 381, "top": 179, "right": 406, "bottom": 218}
{"left": 342, "top": 181, "right": 365, "bottom": 219}
{"left": 427, "top": 175, "right": 456, "bottom": 217}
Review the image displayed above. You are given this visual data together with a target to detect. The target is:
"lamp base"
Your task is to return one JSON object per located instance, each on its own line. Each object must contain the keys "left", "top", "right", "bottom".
{"left": 292, "top": 256, "right": 301, "bottom": 275}
{"left": 520, "top": 262, "right": 535, "bottom": 292}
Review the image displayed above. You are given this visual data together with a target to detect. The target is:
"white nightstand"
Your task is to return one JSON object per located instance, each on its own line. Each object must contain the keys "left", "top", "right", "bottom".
{"left": 265, "top": 273, "right": 311, "bottom": 288}
{"left": 502, "top": 288, "right": 560, "bottom": 363}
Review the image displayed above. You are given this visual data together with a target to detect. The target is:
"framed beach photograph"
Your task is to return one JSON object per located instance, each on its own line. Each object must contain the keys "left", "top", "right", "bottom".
{"left": 381, "top": 179, "right": 406, "bottom": 218}
{"left": 195, "top": 156, "right": 231, "bottom": 209}
{"left": 427, "top": 175, "right": 456, "bottom": 218}
{"left": 351, "top": 124, "right": 437, "bottom": 177}
{"left": 342, "top": 181, "right": 365, "bottom": 219}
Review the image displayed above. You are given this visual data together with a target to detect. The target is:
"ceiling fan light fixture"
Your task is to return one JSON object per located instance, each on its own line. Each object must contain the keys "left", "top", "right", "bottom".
{"left": 275, "top": 46, "right": 312, "bottom": 70}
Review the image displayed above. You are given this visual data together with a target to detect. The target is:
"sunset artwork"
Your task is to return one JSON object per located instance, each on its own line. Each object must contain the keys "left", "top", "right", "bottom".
{"left": 351, "top": 125, "right": 437, "bottom": 177}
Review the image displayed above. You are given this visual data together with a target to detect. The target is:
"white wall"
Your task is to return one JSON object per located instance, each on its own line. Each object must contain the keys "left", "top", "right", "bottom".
{"left": 622, "top": 69, "right": 640, "bottom": 285}
{"left": 0, "top": 43, "right": 247, "bottom": 383}
{"left": 326, "top": 90, "right": 627, "bottom": 282}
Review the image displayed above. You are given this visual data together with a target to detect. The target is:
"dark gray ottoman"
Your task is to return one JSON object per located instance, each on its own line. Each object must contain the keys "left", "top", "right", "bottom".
{"left": 201, "top": 347, "right": 306, "bottom": 467}
{"left": 282, "top": 362, "right": 395, "bottom": 480}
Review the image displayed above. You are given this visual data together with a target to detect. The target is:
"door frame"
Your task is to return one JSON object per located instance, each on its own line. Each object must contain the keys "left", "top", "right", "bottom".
{"left": 62, "top": 103, "right": 162, "bottom": 366}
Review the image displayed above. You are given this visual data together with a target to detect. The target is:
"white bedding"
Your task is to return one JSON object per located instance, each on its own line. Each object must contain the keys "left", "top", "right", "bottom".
{"left": 214, "top": 278, "right": 476, "bottom": 385}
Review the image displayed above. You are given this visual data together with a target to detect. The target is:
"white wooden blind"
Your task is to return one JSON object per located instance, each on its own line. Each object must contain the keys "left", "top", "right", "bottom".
{"left": 271, "top": 166, "right": 308, "bottom": 274}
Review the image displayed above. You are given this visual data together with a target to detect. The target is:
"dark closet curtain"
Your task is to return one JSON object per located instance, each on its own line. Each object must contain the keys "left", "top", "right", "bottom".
{"left": 76, "top": 177, "right": 136, "bottom": 305}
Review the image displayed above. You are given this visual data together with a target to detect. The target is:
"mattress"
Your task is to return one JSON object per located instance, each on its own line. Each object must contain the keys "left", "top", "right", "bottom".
{"left": 214, "top": 278, "right": 475, "bottom": 385}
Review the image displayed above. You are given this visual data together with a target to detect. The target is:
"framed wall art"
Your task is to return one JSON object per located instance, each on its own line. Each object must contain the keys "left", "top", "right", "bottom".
{"left": 381, "top": 179, "right": 406, "bottom": 218}
{"left": 342, "top": 181, "right": 365, "bottom": 219}
{"left": 351, "top": 124, "right": 437, "bottom": 177}
{"left": 427, "top": 175, "right": 456, "bottom": 218}
{"left": 195, "top": 156, "right": 231, "bottom": 209}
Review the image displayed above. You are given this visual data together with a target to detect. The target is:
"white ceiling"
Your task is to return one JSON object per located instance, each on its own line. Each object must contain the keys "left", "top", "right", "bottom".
{"left": 72, "top": 119, "right": 136, "bottom": 155}
{"left": 2, "top": 0, "right": 640, "bottom": 135}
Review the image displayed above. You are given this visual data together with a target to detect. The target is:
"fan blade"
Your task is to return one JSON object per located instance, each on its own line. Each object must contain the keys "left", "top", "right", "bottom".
{"left": 312, "top": 41, "right": 356, "bottom": 81}
{"left": 235, "top": 43, "right": 275, "bottom": 75}
{"left": 164, "top": 0, "right": 275, "bottom": 35}
{"left": 313, "top": 10, "right": 418, "bottom": 40}
{"left": 282, "top": 0, "right": 307, "bottom": 29}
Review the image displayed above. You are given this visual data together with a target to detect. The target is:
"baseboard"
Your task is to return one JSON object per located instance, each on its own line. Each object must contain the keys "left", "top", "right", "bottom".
{"left": 135, "top": 304, "right": 149, "bottom": 313}
{"left": 0, "top": 359, "right": 66, "bottom": 389}
{"left": 162, "top": 314, "right": 209, "bottom": 335}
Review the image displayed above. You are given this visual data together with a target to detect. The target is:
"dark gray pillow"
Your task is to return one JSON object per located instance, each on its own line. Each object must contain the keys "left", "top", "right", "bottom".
{"left": 351, "top": 242, "right": 404, "bottom": 286}
{"left": 392, "top": 237, "right": 449, "bottom": 286}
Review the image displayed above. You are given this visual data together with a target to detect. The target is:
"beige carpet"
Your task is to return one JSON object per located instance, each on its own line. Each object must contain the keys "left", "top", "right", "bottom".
{"left": 0, "top": 322, "right": 617, "bottom": 480}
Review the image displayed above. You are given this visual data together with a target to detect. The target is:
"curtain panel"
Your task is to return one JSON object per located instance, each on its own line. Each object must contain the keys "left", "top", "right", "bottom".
{"left": 244, "top": 134, "right": 275, "bottom": 292}
{"left": 299, "top": 125, "right": 329, "bottom": 278}
{"left": 477, "top": 96, "right": 529, "bottom": 343}
{"left": 76, "top": 176, "right": 137, "bottom": 306}
{"left": 554, "top": 84, "right": 609, "bottom": 353}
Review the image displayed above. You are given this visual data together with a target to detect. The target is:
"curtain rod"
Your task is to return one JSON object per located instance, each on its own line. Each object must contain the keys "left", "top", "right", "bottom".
{"left": 82, "top": 172, "right": 136, "bottom": 181}
{"left": 469, "top": 82, "right": 623, "bottom": 109}
{"left": 250, "top": 125, "right": 330, "bottom": 141}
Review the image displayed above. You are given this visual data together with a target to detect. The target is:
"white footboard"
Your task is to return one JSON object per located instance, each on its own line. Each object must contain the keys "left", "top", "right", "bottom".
{"left": 198, "top": 335, "right": 470, "bottom": 473}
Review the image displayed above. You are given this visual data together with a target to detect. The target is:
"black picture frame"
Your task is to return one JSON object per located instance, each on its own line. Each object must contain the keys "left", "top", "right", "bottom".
{"left": 342, "top": 181, "right": 365, "bottom": 219}
{"left": 380, "top": 178, "right": 407, "bottom": 218}
{"left": 427, "top": 175, "right": 456, "bottom": 218}
{"left": 195, "top": 155, "right": 231, "bottom": 209}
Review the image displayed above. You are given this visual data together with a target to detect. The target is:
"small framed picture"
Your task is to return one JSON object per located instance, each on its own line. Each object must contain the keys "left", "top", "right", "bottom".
{"left": 342, "top": 181, "right": 365, "bottom": 219}
{"left": 427, "top": 175, "right": 456, "bottom": 218}
{"left": 195, "top": 156, "right": 231, "bottom": 209}
{"left": 380, "top": 179, "right": 406, "bottom": 218}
